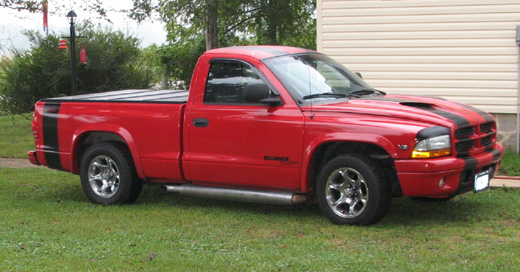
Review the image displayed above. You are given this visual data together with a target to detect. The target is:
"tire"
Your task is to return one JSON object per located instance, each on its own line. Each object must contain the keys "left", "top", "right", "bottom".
{"left": 316, "top": 155, "right": 391, "bottom": 225}
{"left": 80, "top": 142, "right": 142, "bottom": 205}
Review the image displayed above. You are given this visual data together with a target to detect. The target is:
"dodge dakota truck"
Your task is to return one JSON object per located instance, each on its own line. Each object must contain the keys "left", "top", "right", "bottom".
{"left": 28, "top": 46, "right": 504, "bottom": 225}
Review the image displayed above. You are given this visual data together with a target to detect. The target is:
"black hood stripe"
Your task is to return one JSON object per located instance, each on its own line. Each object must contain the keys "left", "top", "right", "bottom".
{"left": 421, "top": 108, "right": 471, "bottom": 128}
{"left": 362, "top": 97, "right": 471, "bottom": 128}
{"left": 42, "top": 102, "right": 63, "bottom": 170}
{"left": 457, "top": 103, "right": 495, "bottom": 123}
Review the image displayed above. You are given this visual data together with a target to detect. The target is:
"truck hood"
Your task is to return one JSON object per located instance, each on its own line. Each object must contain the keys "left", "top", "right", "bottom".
{"left": 306, "top": 95, "right": 494, "bottom": 128}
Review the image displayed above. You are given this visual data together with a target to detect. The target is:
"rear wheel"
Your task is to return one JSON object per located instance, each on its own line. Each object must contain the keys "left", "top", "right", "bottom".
{"left": 316, "top": 155, "right": 391, "bottom": 225}
{"left": 80, "top": 142, "right": 142, "bottom": 205}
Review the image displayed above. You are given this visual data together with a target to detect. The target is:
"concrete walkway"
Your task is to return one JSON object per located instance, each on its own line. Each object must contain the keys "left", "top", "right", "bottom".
{"left": 0, "top": 158, "right": 37, "bottom": 168}
{"left": 0, "top": 158, "right": 519, "bottom": 188}
{"left": 491, "top": 176, "right": 520, "bottom": 188}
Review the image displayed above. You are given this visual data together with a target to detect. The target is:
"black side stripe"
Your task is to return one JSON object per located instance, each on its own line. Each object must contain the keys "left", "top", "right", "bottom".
{"left": 463, "top": 148, "right": 502, "bottom": 172}
{"left": 42, "top": 102, "right": 63, "bottom": 170}
{"left": 462, "top": 157, "right": 478, "bottom": 172}
{"left": 487, "top": 148, "right": 502, "bottom": 161}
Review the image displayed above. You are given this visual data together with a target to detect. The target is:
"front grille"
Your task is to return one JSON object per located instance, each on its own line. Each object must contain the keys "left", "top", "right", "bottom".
{"left": 454, "top": 121, "right": 497, "bottom": 158}
{"left": 481, "top": 134, "right": 492, "bottom": 147}
{"left": 455, "top": 139, "right": 474, "bottom": 151}
{"left": 455, "top": 127, "right": 474, "bottom": 139}
{"left": 480, "top": 122, "right": 493, "bottom": 133}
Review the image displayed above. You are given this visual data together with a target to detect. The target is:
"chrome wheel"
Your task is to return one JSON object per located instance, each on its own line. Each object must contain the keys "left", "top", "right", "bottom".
{"left": 88, "top": 155, "right": 120, "bottom": 198}
{"left": 325, "top": 167, "right": 369, "bottom": 218}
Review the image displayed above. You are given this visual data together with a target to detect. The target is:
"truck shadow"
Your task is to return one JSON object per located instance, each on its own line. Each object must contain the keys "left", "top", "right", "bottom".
{"left": 381, "top": 196, "right": 483, "bottom": 226}
{"left": 136, "top": 184, "right": 490, "bottom": 227}
{"left": 45, "top": 182, "right": 495, "bottom": 227}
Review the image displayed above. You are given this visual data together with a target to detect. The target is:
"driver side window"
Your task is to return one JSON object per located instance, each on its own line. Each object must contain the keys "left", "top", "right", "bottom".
{"left": 204, "top": 60, "right": 265, "bottom": 104}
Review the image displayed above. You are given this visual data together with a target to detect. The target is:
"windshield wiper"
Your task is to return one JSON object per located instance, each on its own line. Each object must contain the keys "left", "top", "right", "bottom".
{"left": 302, "top": 93, "right": 347, "bottom": 100}
{"left": 348, "top": 88, "right": 386, "bottom": 97}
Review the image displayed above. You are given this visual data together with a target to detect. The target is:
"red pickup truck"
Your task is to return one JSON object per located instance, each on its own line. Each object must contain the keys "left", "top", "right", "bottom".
{"left": 28, "top": 46, "right": 503, "bottom": 225}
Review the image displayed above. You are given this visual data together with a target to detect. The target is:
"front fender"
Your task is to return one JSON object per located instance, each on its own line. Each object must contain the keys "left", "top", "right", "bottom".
{"left": 300, "top": 132, "right": 399, "bottom": 192}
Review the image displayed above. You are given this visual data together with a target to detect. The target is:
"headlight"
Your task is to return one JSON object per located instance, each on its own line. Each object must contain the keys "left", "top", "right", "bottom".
{"left": 412, "top": 135, "right": 451, "bottom": 158}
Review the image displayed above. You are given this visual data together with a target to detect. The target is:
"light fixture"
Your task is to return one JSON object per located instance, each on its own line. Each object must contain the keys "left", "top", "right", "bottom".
{"left": 66, "top": 10, "right": 77, "bottom": 24}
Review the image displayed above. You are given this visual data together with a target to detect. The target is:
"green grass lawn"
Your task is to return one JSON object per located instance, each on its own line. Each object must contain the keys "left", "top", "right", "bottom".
{"left": 499, "top": 150, "right": 520, "bottom": 176}
{"left": 0, "top": 114, "right": 34, "bottom": 159}
{"left": 0, "top": 167, "right": 519, "bottom": 271}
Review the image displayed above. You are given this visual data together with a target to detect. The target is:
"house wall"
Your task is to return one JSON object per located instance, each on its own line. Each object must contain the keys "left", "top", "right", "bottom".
{"left": 317, "top": 0, "right": 520, "bottom": 149}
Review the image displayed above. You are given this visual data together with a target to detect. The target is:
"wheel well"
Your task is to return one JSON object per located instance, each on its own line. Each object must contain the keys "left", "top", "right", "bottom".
{"left": 309, "top": 142, "right": 403, "bottom": 197}
{"left": 75, "top": 132, "right": 128, "bottom": 172}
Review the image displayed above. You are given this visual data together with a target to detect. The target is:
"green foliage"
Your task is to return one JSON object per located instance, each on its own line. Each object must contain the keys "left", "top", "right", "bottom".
{"left": 0, "top": 35, "right": 68, "bottom": 114}
{"left": 158, "top": 38, "right": 206, "bottom": 88}
{"left": 247, "top": 0, "right": 316, "bottom": 48}
{"left": 0, "top": 23, "right": 155, "bottom": 114}
{"left": 73, "top": 22, "right": 155, "bottom": 94}
{"left": 1, "top": 167, "right": 520, "bottom": 271}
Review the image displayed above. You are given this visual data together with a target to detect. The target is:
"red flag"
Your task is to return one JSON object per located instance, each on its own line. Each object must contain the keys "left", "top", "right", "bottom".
{"left": 43, "top": 0, "right": 48, "bottom": 33}
{"left": 80, "top": 43, "right": 87, "bottom": 64}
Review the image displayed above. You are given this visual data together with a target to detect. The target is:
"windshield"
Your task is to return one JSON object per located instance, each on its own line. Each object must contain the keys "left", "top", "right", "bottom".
{"left": 263, "top": 53, "right": 378, "bottom": 104}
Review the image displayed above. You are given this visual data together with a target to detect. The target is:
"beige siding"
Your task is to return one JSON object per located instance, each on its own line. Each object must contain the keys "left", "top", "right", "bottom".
{"left": 317, "top": 0, "right": 520, "bottom": 114}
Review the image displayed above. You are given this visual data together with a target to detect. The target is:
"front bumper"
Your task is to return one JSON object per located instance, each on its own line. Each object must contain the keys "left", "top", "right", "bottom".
{"left": 394, "top": 144, "right": 504, "bottom": 198}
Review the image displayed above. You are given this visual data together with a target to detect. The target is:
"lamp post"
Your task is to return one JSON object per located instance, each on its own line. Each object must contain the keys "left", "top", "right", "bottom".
{"left": 67, "top": 10, "right": 77, "bottom": 95}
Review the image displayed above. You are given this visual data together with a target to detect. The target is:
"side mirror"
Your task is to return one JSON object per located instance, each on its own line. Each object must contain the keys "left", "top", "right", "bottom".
{"left": 244, "top": 83, "right": 283, "bottom": 107}
{"left": 355, "top": 72, "right": 363, "bottom": 78}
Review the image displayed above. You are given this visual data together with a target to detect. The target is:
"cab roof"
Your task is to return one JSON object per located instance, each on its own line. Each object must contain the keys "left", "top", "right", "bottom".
{"left": 204, "top": 46, "right": 314, "bottom": 60}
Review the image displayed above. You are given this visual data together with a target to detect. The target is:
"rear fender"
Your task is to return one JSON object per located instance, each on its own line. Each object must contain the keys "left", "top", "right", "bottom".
{"left": 70, "top": 124, "right": 144, "bottom": 179}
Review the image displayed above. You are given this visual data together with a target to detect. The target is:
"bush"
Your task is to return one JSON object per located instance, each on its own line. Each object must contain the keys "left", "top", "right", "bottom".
{"left": 0, "top": 23, "right": 155, "bottom": 114}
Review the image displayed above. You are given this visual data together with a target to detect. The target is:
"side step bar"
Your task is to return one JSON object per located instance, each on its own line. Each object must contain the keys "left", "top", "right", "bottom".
{"left": 162, "top": 184, "right": 314, "bottom": 205}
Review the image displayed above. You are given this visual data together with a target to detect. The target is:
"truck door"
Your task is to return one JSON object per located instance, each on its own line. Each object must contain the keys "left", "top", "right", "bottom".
{"left": 186, "top": 59, "right": 305, "bottom": 190}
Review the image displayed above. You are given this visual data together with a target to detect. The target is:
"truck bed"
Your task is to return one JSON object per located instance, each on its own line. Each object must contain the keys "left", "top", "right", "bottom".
{"left": 42, "top": 89, "right": 189, "bottom": 104}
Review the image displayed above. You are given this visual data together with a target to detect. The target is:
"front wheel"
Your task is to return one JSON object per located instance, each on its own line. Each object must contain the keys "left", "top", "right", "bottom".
{"left": 80, "top": 142, "right": 142, "bottom": 205}
{"left": 316, "top": 155, "right": 391, "bottom": 225}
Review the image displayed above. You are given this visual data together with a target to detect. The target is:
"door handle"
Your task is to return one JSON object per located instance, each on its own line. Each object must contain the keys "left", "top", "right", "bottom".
{"left": 193, "top": 118, "right": 209, "bottom": 127}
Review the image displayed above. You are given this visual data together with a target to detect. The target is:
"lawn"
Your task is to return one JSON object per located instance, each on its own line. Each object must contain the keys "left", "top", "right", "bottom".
{"left": 0, "top": 114, "right": 519, "bottom": 271}
{"left": 0, "top": 114, "right": 34, "bottom": 159}
{"left": 499, "top": 150, "right": 520, "bottom": 176}
{"left": 0, "top": 167, "right": 519, "bottom": 271}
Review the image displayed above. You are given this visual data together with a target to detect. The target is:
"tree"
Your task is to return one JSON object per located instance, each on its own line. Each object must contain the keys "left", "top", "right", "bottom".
{"left": 0, "top": 0, "right": 39, "bottom": 12}
{"left": 128, "top": 0, "right": 315, "bottom": 85}
{"left": 0, "top": 23, "right": 155, "bottom": 114}
{"left": 0, "top": 0, "right": 108, "bottom": 17}
{"left": 129, "top": 0, "right": 316, "bottom": 50}
{"left": 248, "top": 0, "right": 316, "bottom": 48}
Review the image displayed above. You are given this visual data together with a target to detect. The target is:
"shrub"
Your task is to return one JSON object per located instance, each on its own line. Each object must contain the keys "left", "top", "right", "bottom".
{"left": 0, "top": 23, "right": 155, "bottom": 114}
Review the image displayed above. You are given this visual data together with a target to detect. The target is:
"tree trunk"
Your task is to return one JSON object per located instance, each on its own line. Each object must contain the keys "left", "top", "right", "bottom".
{"left": 267, "top": 0, "right": 279, "bottom": 45}
{"left": 205, "top": 0, "right": 219, "bottom": 50}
